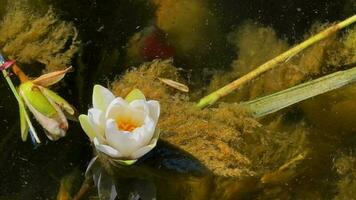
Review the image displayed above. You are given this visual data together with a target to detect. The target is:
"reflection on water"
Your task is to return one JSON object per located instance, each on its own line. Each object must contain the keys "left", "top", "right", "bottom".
{"left": 86, "top": 141, "right": 210, "bottom": 200}
{"left": 0, "top": 0, "right": 355, "bottom": 199}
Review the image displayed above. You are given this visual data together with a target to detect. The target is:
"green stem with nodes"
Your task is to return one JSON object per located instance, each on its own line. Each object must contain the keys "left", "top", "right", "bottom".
{"left": 242, "top": 66, "right": 356, "bottom": 118}
{"left": 197, "top": 15, "right": 356, "bottom": 109}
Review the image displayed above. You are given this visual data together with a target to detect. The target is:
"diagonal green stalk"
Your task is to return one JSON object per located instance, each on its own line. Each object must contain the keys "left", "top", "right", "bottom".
{"left": 2, "top": 65, "right": 41, "bottom": 143}
{"left": 197, "top": 15, "right": 356, "bottom": 109}
{"left": 2, "top": 70, "right": 22, "bottom": 104}
{"left": 241, "top": 67, "right": 356, "bottom": 118}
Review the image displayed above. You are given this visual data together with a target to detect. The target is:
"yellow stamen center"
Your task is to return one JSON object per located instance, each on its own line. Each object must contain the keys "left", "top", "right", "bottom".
{"left": 116, "top": 119, "right": 138, "bottom": 132}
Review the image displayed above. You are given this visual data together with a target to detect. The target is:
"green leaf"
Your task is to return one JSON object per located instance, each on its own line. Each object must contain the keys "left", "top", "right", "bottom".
{"left": 40, "top": 86, "right": 75, "bottom": 115}
{"left": 125, "top": 89, "right": 146, "bottom": 103}
{"left": 18, "top": 100, "right": 28, "bottom": 141}
{"left": 19, "top": 82, "right": 57, "bottom": 118}
{"left": 79, "top": 114, "right": 96, "bottom": 140}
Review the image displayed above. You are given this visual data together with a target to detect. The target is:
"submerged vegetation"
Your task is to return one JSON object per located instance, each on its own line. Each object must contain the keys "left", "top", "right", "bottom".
{"left": 0, "top": 0, "right": 355, "bottom": 199}
{"left": 111, "top": 60, "right": 310, "bottom": 196}
{"left": 0, "top": 0, "right": 78, "bottom": 72}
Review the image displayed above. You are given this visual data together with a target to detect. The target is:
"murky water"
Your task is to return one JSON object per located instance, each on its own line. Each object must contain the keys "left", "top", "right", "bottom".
{"left": 0, "top": 0, "right": 355, "bottom": 199}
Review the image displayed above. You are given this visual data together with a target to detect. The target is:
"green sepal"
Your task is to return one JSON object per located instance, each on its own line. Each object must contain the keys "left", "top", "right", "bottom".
{"left": 40, "top": 87, "right": 75, "bottom": 115}
{"left": 19, "top": 82, "right": 57, "bottom": 118}
{"left": 18, "top": 100, "right": 29, "bottom": 141}
{"left": 125, "top": 89, "right": 146, "bottom": 103}
{"left": 79, "top": 114, "right": 96, "bottom": 140}
{"left": 115, "top": 159, "right": 138, "bottom": 166}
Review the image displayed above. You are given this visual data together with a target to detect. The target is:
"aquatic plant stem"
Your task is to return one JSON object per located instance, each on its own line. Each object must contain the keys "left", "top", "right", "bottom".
{"left": 1, "top": 69, "right": 41, "bottom": 143}
{"left": 197, "top": 15, "right": 356, "bottom": 109}
{"left": 2, "top": 68, "right": 22, "bottom": 104}
{"left": 242, "top": 66, "right": 356, "bottom": 118}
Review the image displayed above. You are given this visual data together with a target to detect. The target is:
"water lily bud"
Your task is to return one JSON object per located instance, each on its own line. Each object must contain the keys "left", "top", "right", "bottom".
{"left": 18, "top": 81, "right": 74, "bottom": 141}
{"left": 79, "top": 85, "right": 160, "bottom": 165}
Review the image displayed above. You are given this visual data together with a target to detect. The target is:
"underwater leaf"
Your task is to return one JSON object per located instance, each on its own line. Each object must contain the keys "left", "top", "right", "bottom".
{"left": 125, "top": 88, "right": 146, "bottom": 103}
{"left": 158, "top": 77, "right": 189, "bottom": 92}
{"left": 40, "top": 86, "right": 75, "bottom": 115}
{"left": 19, "top": 101, "right": 29, "bottom": 141}
{"left": 32, "top": 66, "right": 73, "bottom": 87}
{"left": 79, "top": 114, "right": 96, "bottom": 140}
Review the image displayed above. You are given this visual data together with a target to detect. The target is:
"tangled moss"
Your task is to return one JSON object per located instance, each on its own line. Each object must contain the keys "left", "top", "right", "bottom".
{"left": 333, "top": 152, "right": 356, "bottom": 200}
{"left": 208, "top": 22, "right": 356, "bottom": 135}
{"left": 208, "top": 22, "right": 356, "bottom": 101}
{"left": 112, "top": 60, "right": 309, "bottom": 182}
{"left": 0, "top": 1, "right": 79, "bottom": 72}
{"left": 300, "top": 27, "right": 356, "bottom": 134}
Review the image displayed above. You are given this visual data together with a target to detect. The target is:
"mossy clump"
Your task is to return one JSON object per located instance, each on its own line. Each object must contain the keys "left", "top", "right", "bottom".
{"left": 208, "top": 21, "right": 356, "bottom": 135}
{"left": 333, "top": 151, "right": 356, "bottom": 200}
{"left": 300, "top": 27, "right": 356, "bottom": 134}
{"left": 111, "top": 60, "right": 309, "bottom": 182}
{"left": 208, "top": 22, "right": 338, "bottom": 102}
{"left": 0, "top": 1, "right": 79, "bottom": 72}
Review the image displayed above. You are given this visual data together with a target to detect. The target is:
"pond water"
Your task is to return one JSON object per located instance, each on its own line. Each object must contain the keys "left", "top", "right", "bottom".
{"left": 0, "top": 0, "right": 355, "bottom": 199}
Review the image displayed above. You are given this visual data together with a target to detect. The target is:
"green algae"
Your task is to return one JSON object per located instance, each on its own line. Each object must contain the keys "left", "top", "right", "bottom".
{"left": 0, "top": 0, "right": 79, "bottom": 72}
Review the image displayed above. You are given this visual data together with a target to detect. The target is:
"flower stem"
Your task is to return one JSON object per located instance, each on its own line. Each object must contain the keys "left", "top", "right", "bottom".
{"left": 196, "top": 15, "right": 356, "bottom": 109}
{"left": 2, "top": 66, "right": 23, "bottom": 104}
{"left": 241, "top": 66, "right": 356, "bottom": 118}
{"left": 1, "top": 56, "right": 41, "bottom": 144}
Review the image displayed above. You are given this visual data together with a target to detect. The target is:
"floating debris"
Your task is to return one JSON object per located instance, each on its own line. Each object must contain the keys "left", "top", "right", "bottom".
{"left": 158, "top": 77, "right": 189, "bottom": 92}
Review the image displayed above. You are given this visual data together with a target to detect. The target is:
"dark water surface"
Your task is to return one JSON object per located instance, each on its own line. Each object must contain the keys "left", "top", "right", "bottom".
{"left": 0, "top": 0, "right": 354, "bottom": 199}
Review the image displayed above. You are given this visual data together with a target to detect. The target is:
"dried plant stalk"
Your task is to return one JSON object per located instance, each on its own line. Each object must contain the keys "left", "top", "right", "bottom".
{"left": 197, "top": 15, "right": 356, "bottom": 108}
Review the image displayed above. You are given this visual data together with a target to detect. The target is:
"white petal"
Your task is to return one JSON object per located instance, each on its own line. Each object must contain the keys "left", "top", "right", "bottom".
{"left": 138, "top": 117, "right": 156, "bottom": 146}
{"left": 131, "top": 128, "right": 160, "bottom": 159}
{"left": 129, "top": 99, "right": 148, "bottom": 110}
{"left": 94, "top": 137, "right": 122, "bottom": 158}
{"left": 129, "top": 99, "right": 150, "bottom": 121}
{"left": 130, "top": 142, "right": 156, "bottom": 159}
{"left": 147, "top": 100, "right": 160, "bottom": 125}
{"left": 93, "top": 85, "right": 115, "bottom": 112}
{"left": 105, "top": 97, "right": 129, "bottom": 118}
{"left": 88, "top": 108, "right": 105, "bottom": 141}
{"left": 106, "top": 98, "right": 144, "bottom": 125}
{"left": 105, "top": 119, "right": 144, "bottom": 157}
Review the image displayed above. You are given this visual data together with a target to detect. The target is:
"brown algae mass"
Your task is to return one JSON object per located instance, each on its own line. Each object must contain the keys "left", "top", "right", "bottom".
{"left": 111, "top": 60, "right": 309, "bottom": 189}
{"left": 209, "top": 22, "right": 356, "bottom": 134}
{"left": 0, "top": 1, "right": 79, "bottom": 71}
{"left": 209, "top": 22, "right": 355, "bottom": 102}
{"left": 334, "top": 151, "right": 356, "bottom": 200}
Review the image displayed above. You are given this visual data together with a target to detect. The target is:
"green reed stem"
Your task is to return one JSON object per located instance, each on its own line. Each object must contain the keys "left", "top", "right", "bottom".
{"left": 197, "top": 15, "right": 356, "bottom": 109}
{"left": 2, "top": 70, "right": 22, "bottom": 104}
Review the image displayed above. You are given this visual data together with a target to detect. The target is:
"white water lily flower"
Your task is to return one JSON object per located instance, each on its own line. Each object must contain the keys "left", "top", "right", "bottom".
{"left": 79, "top": 85, "right": 160, "bottom": 165}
